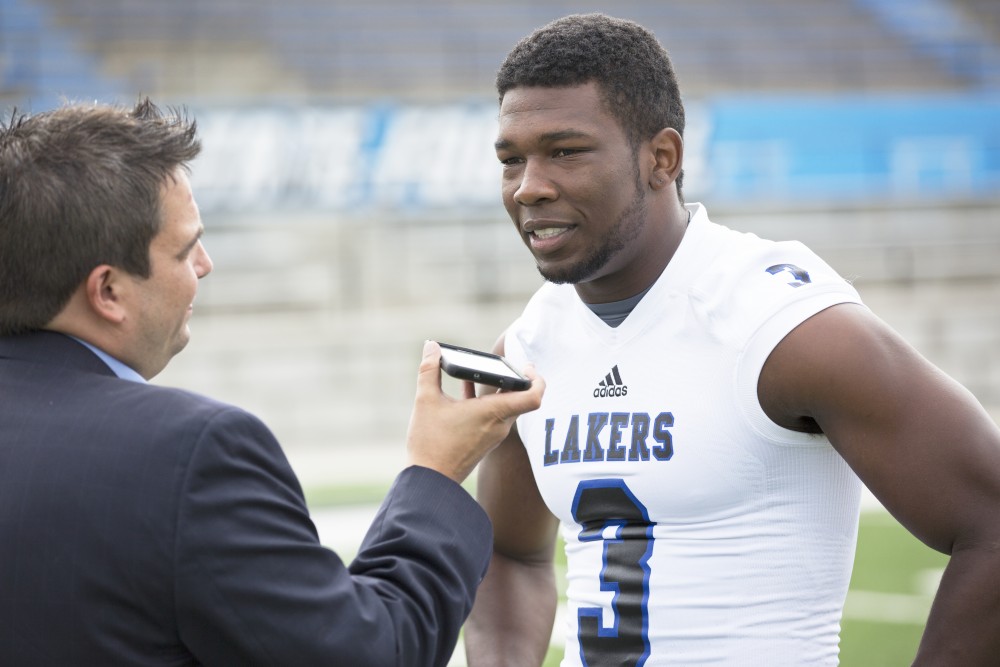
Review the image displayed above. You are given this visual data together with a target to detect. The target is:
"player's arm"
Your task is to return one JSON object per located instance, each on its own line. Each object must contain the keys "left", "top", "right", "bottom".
{"left": 464, "top": 336, "right": 560, "bottom": 667}
{"left": 760, "top": 302, "right": 1000, "bottom": 665}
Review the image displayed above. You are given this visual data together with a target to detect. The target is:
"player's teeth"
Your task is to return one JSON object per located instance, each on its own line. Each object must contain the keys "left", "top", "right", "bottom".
{"left": 534, "top": 228, "right": 564, "bottom": 239}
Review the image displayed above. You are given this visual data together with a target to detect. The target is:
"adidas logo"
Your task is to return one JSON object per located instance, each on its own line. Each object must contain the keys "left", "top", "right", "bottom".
{"left": 593, "top": 365, "right": 628, "bottom": 398}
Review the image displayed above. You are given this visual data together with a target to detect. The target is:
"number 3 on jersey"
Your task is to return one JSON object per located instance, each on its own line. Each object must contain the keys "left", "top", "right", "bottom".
{"left": 571, "top": 479, "right": 654, "bottom": 667}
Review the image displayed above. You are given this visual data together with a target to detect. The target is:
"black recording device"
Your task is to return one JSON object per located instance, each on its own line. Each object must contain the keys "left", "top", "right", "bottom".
{"left": 438, "top": 342, "right": 532, "bottom": 391}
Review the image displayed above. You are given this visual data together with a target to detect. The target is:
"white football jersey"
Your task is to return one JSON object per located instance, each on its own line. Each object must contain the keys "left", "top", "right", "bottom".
{"left": 505, "top": 204, "right": 864, "bottom": 666}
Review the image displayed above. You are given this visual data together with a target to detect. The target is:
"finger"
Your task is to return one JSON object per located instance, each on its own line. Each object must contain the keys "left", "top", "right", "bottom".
{"left": 415, "top": 340, "right": 443, "bottom": 394}
{"left": 481, "top": 366, "right": 545, "bottom": 417}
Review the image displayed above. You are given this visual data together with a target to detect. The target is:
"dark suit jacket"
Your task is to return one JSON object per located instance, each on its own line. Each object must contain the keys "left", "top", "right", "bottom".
{"left": 0, "top": 331, "right": 492, "bottom": 666}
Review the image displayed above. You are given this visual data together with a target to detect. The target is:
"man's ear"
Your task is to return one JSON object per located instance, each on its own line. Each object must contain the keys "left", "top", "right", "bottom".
{"left": 84, "top": 265, "right": 128, "bottom": 324}
{"left": 647, "top": 127, "right": 684, "bottom": 191}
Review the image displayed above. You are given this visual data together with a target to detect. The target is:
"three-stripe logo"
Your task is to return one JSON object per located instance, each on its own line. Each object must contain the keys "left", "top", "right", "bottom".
{"left": 594, "top": 365, "right": 628, "bottom": 398}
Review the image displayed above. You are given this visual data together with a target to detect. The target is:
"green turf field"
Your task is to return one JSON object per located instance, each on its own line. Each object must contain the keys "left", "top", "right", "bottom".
{"left": 538, "top": 510, "right": 947, "bottom": 667}
{"left": 839, "top": 511, "right": 946, "bottom": 666}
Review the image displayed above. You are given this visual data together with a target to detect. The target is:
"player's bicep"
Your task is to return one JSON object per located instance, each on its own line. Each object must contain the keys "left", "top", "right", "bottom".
{"left": 763, "top": 303, "right": 1000, "bottom": 553}
{"left": 476, "top": 425, "right": 558, "bottom": 562}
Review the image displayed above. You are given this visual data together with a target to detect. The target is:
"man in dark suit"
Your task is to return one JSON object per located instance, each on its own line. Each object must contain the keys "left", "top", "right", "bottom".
{"left": 0, "top": 98, "right": 545, "bottom": 666}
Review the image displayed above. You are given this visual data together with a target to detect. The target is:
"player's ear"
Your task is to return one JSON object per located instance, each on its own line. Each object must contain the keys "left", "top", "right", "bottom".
{"left": 647, "top": 127, "right": 683, "bottom": 191}
{"left": 84, "top": 265, "right": 129, "bottom": 324}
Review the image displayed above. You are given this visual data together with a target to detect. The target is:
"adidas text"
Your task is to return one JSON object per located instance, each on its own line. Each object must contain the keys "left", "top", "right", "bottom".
{"left": 594, "top": 365, "right": 628, "bottom": 398}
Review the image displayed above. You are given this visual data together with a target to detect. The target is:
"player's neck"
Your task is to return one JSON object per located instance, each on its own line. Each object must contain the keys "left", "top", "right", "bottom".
{"left": 573, "top": 207, "right": 689, "bottom": 305}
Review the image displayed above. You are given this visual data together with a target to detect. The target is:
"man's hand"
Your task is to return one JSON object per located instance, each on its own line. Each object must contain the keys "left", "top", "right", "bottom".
{"left": 405, "top": 340, "right": 545, "bottom": 484}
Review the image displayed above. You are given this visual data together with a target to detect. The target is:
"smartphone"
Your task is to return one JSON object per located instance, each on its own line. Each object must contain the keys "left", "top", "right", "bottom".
{"left": 438, "top": 342, "right": 532, "bottom": 391}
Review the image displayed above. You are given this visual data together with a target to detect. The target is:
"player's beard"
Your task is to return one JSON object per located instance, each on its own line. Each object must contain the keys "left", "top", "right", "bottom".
{"left": 538, "top": 171, "right": 648, "bottom": 286}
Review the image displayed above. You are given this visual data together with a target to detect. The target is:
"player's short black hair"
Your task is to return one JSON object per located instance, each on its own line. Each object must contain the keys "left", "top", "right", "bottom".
{"left": 497, "top": 13, "right": 685, "bottom": 193}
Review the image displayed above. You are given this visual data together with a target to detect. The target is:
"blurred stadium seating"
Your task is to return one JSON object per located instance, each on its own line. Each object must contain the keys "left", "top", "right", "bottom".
{"left": 2, "top": 0, "right": 998, "bottom": 461}
{"left": 4, "top": 0, "right": 1000, "bottom": 105}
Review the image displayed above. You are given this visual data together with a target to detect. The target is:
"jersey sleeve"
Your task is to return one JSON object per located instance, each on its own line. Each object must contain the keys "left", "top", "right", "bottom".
{"left": 694, "top": 235, "right": 865, "bottom": 443}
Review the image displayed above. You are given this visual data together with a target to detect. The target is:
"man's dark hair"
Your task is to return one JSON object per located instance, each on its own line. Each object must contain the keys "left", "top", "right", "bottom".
{"left": 0, "top": 98, "right": 200, "bottom": 335}
{"left": 496, "top": 13, "right": 686, "bottom": 194}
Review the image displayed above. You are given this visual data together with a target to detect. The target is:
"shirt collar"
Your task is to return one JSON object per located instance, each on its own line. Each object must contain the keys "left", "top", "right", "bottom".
{"left": 69, "top": 337, "right": 147, "bottom": 383}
